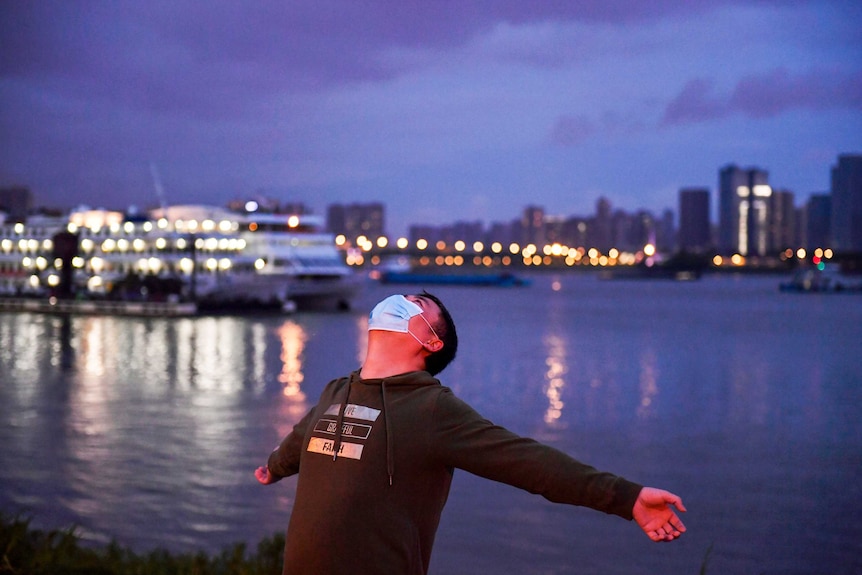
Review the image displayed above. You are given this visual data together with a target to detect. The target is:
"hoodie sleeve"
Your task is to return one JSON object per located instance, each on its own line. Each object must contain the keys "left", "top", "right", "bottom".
{"left": 430, "top": 389, "right": 642, "bottom": 520}
{"left": 266, "top": 406, "right": 316, "bottom": 481}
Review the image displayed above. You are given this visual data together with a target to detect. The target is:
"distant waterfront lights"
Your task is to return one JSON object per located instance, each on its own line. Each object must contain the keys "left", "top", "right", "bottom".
{"left": 124, "top": 221, "right": 135, "bottom": 234}
{"left": 376, "top": 236, "right": 388, "bottom": 248}
{"left": 87, "top": 276, "right": 103, "bottom": 291}
{"left": 288, "top": 215, "right": 300, "bottom": 228}
{"left": 102, "top": 239, "right": 116, "bottom": 252}
{"left": 219, "top": 220, "right": 233, "bottom": 232}
{"left": 335, "top": 234, "right": 346, "bottom": 246}
{"left": 796, "top": 248, "right": 806, "bottom": 259}
{"left": 254, "top": 258, "right": 266, "bottom": 271}
{"left": 416, "top": 239, "right": 428, "bottom": 250}
{"left": 179, "top": 258, "right": 194, "bottom": 273}
{"left": 176, "top": 237, "right": 187, "bottom": 250}
{"left": 454, "top": 240, "right": 466, "bottom": 252}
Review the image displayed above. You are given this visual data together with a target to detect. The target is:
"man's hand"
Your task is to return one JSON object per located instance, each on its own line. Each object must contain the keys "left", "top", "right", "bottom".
{"left": 255, "top": 465, "right": 275, "bottom": 485}
{"left": 632, "top": 487, "right": 687, "bottom": 542}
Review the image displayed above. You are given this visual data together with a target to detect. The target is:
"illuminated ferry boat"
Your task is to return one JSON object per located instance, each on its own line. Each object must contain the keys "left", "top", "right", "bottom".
{"left": 0, "top": 203, "right": 360, "bottom": 311}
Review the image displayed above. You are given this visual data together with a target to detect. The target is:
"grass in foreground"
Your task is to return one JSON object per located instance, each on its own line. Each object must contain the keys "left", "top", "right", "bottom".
{"left": 0, "top": 514, "right": 284, "bottom": 575}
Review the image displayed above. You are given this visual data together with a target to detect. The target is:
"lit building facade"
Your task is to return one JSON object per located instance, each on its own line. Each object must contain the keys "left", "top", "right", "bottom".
{"left": 718, "top": 165, "right": 771, "bottom": 256}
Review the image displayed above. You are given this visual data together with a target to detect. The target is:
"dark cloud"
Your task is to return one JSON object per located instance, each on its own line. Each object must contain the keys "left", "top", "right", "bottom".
{"left": 662, "top": 67, "right": 862, "bottom": 125}
{"left": 0, "top": 0, "right": 857, "bottom": 220}
{"left": 549, "top": 115, "right": 598, "bottom": 146}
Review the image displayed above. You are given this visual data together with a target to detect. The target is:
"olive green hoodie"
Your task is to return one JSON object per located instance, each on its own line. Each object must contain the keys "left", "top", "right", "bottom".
{"left": 267, "top": 370, "right": 642, "bottom": 575}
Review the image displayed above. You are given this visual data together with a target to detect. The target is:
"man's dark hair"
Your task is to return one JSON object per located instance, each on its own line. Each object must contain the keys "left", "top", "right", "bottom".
{"left": 420, "top": 290, "right": 458, "bottom": 376}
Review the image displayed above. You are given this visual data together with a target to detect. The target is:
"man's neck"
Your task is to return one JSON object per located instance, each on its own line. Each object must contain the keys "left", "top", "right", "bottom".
{"left": 360, "top": 333, "right": 427, "bottom": 379}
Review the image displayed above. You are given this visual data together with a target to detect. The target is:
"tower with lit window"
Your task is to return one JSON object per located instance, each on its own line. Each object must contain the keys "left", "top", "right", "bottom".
{"left": 718, "top": 165, "right": 771, "bottom": 256}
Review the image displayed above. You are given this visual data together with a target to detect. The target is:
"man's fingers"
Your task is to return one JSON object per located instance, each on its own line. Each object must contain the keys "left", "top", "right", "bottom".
{"left": 671, "top": 495, "right": 687, "bottom": 513}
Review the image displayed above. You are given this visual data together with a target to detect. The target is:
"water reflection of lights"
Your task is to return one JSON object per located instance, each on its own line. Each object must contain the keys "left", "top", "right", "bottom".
{"left": 636, "top": 349, "right": 659, "bottom": 420}
{"left": 277, "top": 321, "right": 307, "bottom": 402}
{"left": 543, "top": 333, "right": 568, "bottom": 425}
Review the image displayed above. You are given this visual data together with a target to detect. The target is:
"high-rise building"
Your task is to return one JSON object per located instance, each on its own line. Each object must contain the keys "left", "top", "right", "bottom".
{"left": 520, "top": 205, "right": 545, "bottom": 247}
{"left": 592, "top": 197, "right": 613, "bottom": 251}
{"left": 718, "top": 164, "right": 770, "bottom": 256}
{"left": 678, "top": 188, "right": 711, "bottom": 253}
{"left": 768, "top": 189, "right": 796, "bottom": 252}
{"left": 0, "top": 186, "right": 33, "bottom": 221}
{"left": 830, "top": 154, "right": 862, "bottom": 252}
{"left": 802, "top": 193, "right": 831, "bottom": 251}
{"left": 327, "top": 202, "right": 385, "bottom": 240}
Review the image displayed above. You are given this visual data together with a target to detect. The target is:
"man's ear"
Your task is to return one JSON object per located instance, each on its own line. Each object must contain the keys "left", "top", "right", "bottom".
{"left": 425, "top": 339, "right": 444, "bottom": 353}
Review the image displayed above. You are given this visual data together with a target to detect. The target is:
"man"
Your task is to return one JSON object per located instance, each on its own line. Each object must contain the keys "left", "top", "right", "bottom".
{"left": 256, "top": 292, "right": 686, "bottom": 574}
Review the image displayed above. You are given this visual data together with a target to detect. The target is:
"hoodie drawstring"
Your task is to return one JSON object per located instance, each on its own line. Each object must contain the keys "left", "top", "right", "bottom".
{"left": 332, "top": 375, "right": 394, "bottom": 487}
{"left": 381, "top": 380, "right": 394, "bottom": 486}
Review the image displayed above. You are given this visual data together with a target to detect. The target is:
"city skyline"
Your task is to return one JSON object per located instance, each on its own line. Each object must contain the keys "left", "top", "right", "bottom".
{"left": 2, "top": 2, "right": 860, "bottom": 238}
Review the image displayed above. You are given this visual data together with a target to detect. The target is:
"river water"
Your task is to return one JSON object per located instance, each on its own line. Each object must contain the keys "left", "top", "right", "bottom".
{"left": 1, "top": 273, "right": 860, "bottom": 574}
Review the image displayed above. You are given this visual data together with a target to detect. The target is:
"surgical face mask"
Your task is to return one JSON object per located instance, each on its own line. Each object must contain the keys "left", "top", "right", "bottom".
{"left": 368, "top": 294, "right": 439, "bottom": 346}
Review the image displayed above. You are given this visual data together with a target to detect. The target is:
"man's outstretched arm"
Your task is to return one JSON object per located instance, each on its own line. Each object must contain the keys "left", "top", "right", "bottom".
{"left": 632, "top": 487, "right": 687, "bottom": 542}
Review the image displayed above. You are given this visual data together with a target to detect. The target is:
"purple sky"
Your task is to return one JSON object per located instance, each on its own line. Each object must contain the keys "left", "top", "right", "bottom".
{"left": 2, "top": 1, "right": 860, "bottom": 235}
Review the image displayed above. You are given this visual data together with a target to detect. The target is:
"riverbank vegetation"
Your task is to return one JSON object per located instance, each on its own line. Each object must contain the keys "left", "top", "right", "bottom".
{"left": 0, "top": 514, "right": 284, "bottom": 575}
